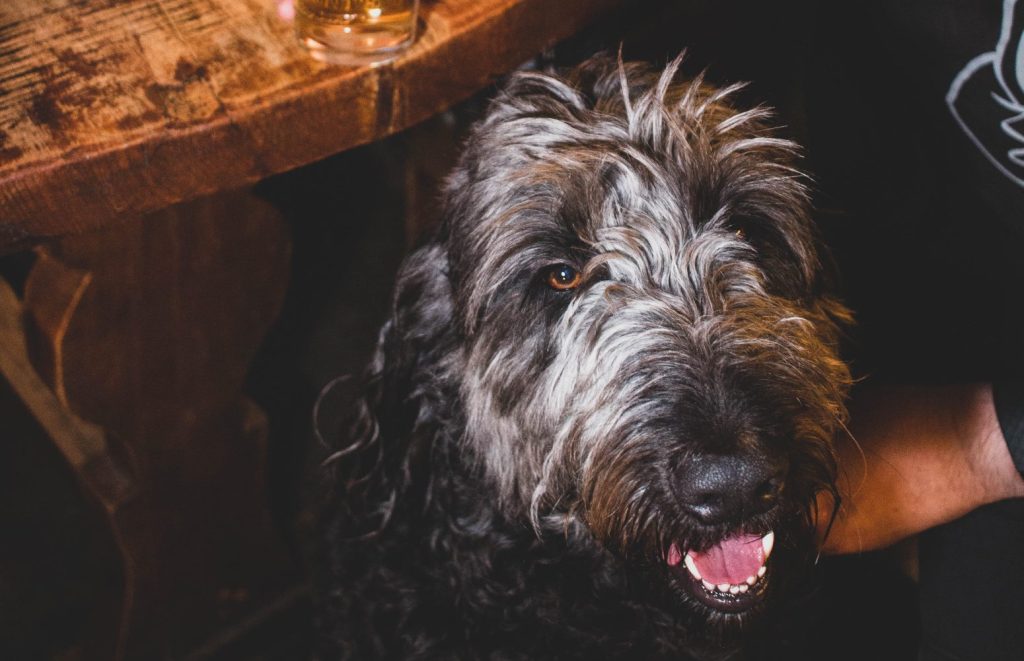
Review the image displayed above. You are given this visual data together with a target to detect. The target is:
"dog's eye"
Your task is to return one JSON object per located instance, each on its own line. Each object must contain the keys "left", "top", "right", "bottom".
{"left": 545, "top": 264, "right": 582, "bottom": 291}
{"left": 729, "top": 215, "right": 770, "bottom": 249}
{"left": 731, "top": 215, "right": 756, "bottom": 240}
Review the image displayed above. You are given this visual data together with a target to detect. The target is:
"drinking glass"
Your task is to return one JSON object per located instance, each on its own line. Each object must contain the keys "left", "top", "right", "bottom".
{"left": 295, "top": 0, "right": 419, "bottom": 66}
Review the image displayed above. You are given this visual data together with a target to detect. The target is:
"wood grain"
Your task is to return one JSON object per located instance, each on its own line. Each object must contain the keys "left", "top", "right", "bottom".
{"left": 0, "top": 0, "right": 619, "bottom": 251}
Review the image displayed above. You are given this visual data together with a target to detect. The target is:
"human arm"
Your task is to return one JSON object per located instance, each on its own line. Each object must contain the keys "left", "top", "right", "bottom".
{"left": 817, "top": 383, "right": 1024, "bottom": 554}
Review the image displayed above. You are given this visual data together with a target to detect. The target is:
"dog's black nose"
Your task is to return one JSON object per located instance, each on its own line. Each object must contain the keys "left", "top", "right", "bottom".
{"left": 674, "top": 453, "right": 786, "bottom": 524}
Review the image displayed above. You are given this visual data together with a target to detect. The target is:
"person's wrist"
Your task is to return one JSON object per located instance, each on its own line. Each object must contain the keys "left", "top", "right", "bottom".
{"left": 960, "top": 384, "right": 1024, "bottom": 504}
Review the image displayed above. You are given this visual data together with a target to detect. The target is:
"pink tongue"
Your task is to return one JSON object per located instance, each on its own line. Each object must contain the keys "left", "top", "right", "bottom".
{"left": 689, "top": 534, "right": 764, "bottom": 585}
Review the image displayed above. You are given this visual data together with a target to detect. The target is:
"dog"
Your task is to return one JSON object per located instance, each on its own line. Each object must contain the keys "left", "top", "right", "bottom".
{"left": 317, "top": 55, "right": 852, "bottom": 660}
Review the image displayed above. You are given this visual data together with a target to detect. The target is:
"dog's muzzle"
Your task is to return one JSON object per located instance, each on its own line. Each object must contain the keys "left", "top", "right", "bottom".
{"left": 665, "top": 451, "right": 785, "bottom": 612}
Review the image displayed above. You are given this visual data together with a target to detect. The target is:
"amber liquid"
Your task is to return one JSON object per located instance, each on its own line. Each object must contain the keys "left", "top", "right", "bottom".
{"left": 296, "top": 0, "right": 418, "bottom": 65}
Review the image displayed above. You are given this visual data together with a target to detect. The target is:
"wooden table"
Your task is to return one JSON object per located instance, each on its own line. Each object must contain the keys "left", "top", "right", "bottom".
{"left": 0, "top": 0, "right": 619, "bottom": 657}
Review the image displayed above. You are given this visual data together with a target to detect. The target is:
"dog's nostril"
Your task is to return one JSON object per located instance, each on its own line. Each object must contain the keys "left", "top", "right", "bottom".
{"left": 754, "top": 475, "right": 784, "bottom": 508}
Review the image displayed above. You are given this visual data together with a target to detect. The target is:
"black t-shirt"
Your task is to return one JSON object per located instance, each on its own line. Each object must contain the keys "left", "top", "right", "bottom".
{"left": 808, "top": 1, "right": 1024, "bottom": 474}
{"left": 898, "top": 0, "right": 1024, "bottom": 474}
{"left": 875, "top": 0, "right": 1024, "bottom": 235}
{"left": 806, "top": 4, "right": 1024, "bottom": 659}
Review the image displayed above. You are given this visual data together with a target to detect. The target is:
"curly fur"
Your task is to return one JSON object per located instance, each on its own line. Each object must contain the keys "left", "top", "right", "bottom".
{"left": 317, "top": 55, "right": 852, "bottom": 660}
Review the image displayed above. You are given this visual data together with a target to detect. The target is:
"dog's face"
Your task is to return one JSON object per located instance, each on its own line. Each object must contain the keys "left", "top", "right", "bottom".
{"left": 422, "top": 57, "right": 850, "bottom": 620}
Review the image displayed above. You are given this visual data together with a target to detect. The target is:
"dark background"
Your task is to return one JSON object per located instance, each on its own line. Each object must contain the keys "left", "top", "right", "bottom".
{"left": 5, "top": 0, "right": 1022, "bottom": 658}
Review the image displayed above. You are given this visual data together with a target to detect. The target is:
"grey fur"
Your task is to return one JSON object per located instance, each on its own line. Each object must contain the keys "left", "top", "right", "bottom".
{"left": 447, "top": 56, "right": 849, "bottom": 533}
{"left": 320, "top": 54, "right": 852, "bottom": 659}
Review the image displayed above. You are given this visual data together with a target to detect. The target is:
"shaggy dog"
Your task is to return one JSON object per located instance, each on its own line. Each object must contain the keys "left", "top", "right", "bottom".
{"left": 318, "top": 55, "right": 852, "bottom": 660}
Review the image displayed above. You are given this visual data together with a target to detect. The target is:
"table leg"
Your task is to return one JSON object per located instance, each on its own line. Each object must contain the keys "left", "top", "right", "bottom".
{"left": 14, "top": 188, "right": 293, "bottom": 659}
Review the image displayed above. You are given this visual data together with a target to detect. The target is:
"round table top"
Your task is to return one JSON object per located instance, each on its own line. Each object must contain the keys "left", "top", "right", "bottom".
{"left": 0, "top": 0, "right": 619, "bottom": 251}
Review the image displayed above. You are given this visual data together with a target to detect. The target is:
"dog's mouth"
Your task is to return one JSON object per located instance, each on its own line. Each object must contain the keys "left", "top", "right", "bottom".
{"left": 666, "top": 531, "right": 774, "bottom": 613}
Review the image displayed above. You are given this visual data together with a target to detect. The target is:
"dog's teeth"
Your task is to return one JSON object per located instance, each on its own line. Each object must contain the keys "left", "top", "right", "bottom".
{"left": 762, "top": 531, "right": 775, "bottom": 559}
{"left": 738, "top": 583, "right": 749, "bottom": 593}
{"left": 702, "top": 579, "right": 715, "bottom": 591}
{"left": 728, "top": 585, "right": 740, "bottom": 595}
{"left": 683, "top": 553, "right": 702, "bottom": 580}
{"left": 746, "top": 575, "right": 757, "bottom": 585}
{"left": 716, "top": 582, "right": 730, "bottom": 592}
{"left": 757, "top": 565, "right": 767, "bottom": 578}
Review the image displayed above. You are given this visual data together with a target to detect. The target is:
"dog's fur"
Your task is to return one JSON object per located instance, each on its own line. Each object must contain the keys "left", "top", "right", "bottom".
{"left": 317, "top": 55, "right": 852, "bottom": 660}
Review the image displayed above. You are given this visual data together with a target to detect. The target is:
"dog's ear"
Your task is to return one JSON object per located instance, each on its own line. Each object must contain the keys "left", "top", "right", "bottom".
{"left": 804, "top": 212, "right": 855, "bottom": 335}
{"left": 366, "top": 242, "right": 456, "bottom": 429}
{"left": 326, "top": 243, "right": 457, "bottom": 536}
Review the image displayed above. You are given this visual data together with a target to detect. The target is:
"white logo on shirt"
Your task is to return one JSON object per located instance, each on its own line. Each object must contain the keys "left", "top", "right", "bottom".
{"left": 947, "top": 0, "right": 1024, "bottom": 188}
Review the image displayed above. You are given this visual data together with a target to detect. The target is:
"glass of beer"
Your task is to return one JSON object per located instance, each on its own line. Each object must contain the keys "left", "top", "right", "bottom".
{"left": 295, "top": 0, "right": 420, "bottom": 66}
